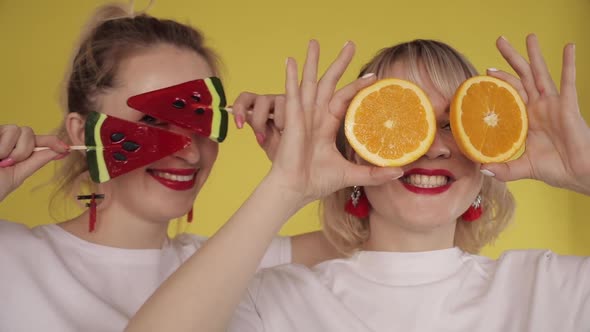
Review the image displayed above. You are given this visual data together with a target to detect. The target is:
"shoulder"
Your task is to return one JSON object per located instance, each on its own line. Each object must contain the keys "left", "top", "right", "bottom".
{"left": 468, "top": 249, "right": 590, "bottom": 281}
{"left": 171, "top": 232, "right": 208, "bottom": 248}
{"left": 0, "top": 220, "right": 40, "bottom": 248}
{"left": 249, "top": 264, "right": 319, "bottom": 300}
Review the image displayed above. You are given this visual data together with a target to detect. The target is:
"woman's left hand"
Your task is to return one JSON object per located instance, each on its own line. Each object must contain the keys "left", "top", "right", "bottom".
{"left": 482, "top": 34, "right": 590, "bottom": 195}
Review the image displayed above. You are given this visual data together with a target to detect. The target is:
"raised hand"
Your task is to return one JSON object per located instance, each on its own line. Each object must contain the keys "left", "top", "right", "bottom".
{"left": 0, "top": 125, "right": 69, "bottom": 202}
{"left": 483, "top": 34, "right": 590, "bottom": 195}
{"left": 265, "top": 40, "right": 404, "bottom": 205}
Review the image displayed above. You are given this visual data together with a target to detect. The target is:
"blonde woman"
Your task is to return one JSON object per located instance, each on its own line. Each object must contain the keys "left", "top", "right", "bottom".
{"left": 127, "top": 36, "right": 590, "bottom": 331}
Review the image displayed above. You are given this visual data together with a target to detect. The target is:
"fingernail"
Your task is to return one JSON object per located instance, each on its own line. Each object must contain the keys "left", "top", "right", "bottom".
{"left": 480, "top": 169, "right": 495, "bottom": 177}
{"left": 285, "top": 57, "right": 289, "bottom": 65}
{"left": 255, "top": 133, "right": 266, "bottom": 145}
{"left": 343, "top": 40, "right": 350, "bottom": 48}
{"left": 487, "top": 68, "right": 499, "bottom": 72}
{"left": 52, "top": 152, "right": 70, "bottom": 161}
{"left": 361, "top": 73, "right": 375, "bottom": 79}
{"left": 500, "top": 35, "right": 508, "bottom": 41}
{"left": 0, "top": 158, "right": 15, "bottom": 168}
{"left": 59, "top": 141, "right": 71, "bottom": 152}
{"left": 392, "top": 171, "right": 404, "bottom": 180}
{"left": 235, "top": 115, "right": 245, "bottom": 129}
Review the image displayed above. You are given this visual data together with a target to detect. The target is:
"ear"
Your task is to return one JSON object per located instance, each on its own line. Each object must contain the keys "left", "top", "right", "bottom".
{"left": 65, "top": 112, "right": 85, "bottom": 147}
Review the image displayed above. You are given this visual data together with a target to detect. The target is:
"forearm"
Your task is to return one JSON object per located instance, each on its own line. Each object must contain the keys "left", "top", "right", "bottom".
{"left": 125, "top": 174, "right": 306, "bottom": 332}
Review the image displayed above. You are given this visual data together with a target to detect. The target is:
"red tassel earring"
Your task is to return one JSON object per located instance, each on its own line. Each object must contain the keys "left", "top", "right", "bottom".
{"left": 461, "top": 194, "right": 483, "bottom": 222}
{"left": 187, "top": 207, "right": 194, "bottom": 223}
{"left": 77, "top": 194, "right": 105, "bottom": 232}
{"left": 345, "top": 186, "right": 371, "bottom": 218}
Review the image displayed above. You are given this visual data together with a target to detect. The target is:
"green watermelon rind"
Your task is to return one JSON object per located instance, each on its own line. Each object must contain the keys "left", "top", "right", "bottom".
{"left": 205, "top": 78, "right": 229, "bottom": 143}
{"left": 85, "top": 112, "right": 110, "bottom": 183}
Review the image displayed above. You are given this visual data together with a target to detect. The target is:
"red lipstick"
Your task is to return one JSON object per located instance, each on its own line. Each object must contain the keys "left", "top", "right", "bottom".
{"left": 147, "top": 168, "right": 198, "bottom": 191}
{"left": 401, "top": 168, "right": 454, "bottom": 195}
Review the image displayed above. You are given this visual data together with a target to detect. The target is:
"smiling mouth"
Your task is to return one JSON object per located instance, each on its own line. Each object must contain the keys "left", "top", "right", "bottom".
{"left": 149, "top": 170, "right": 195, "bottom": 182}
{"left": 400, "top": 174, "right": 451, "bottom": 188}
{"left": 147, "top": 168, "right": 198, "bottom": 191}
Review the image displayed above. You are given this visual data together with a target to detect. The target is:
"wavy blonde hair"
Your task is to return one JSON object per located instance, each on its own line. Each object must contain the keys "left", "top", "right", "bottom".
{"left": 49, "top": 1, "right": 221, "bottom": 211}
{"left": 320, "top": 39, "right": 516, "bottom": 255}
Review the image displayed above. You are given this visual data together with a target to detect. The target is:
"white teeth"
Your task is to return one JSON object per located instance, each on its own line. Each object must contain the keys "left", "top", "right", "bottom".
{"left": 151, "top": 171, "right": 195, "bottom": 182}
{"left": 401, "top": 174, "right": 448, "bottom": 188}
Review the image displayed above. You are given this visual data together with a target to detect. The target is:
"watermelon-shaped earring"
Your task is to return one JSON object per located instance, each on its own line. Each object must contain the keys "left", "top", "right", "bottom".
{"left": 127, "top": 77, "right": 229, "bottom": 142}
{"left": 85, "top": 111, "right": 192, "bottom": 183}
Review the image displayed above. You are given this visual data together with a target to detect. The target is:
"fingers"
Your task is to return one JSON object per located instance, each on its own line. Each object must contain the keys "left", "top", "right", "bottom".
{"left": 9, "top": 126, "right": 35, "bottom": 163}
{"left": 342, "top": 163, "right": 404, "bottom": 188}
{"left": 284, "top": 57, "right": 302, "bottom": 136}
{"left": 316, "top": 41, "right": 356, "bottom": 104}
{"left": 232, "top": 92, "right": 258, "bottom": 129}
{"left": 560, "top": 43, "right": 578, "bottom": 107}
{"left": 34, "top": 135, "right": 69, "bottom": 154}
{"left": 480, "top": 157, "right": 533, "bottom": 182}
{"left": 250, "top": 95, "right": 276, "bottom": 145}
{"left": 301, "top": 40, "right": 320, "bottom": 112}
{"left": 0, "top": 125, "right": 21, "bottom": 162}
{"left": 323, "top": 74, "right": 377, "bottom": 137}
{"left": 496, "top": 36, "right": 540, "bottom": 101}
{"left": 486, "top": 68, "right": 529, "bottom": 104}
{"left": 526, "top": 34, "right": 558, "bottom": 96}
{"left": 12, "top": 149, "right": 62, "bottom": 187}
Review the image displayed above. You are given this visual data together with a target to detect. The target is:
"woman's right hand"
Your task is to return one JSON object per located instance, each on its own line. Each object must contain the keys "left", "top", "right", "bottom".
{"left": 262, "top": 40, "right": 404, "bottom": 206}
{"left": 0, "top": 125, "right": 69, "bottom": 202}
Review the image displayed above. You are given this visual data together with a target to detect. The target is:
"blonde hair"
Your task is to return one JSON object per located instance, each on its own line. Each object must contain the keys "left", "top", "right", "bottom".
{"left": 50, "top": 2, "right": 221, "bottom": 209}
{"left": 320, "top": 39, "right": 516, "bottom": 255}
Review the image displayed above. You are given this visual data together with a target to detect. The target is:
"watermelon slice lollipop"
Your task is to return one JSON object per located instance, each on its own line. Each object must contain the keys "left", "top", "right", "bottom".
{"left": 127, "top": 77, "right": 228, "bottom": 142}
{"left": 85, "top": 111, "right": 192, "bottom": 183}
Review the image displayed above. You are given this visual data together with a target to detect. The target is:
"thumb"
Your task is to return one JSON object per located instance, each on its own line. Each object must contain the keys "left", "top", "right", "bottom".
{"left": 343, "top": 163, "right": 404, "bottom": 187}
{"left": 12, "top": 150, "right": 63, "bottom": 186}
{"left": 480, "top": 157, "right": 532, "bottom": 182}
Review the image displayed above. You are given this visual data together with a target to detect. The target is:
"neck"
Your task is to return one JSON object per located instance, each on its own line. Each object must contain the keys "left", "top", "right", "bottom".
{"left": 59, "top": 200, "right": 170, "bottom": 249}
{"left": 364, "top": 213, "right": 456, "bottom": 252}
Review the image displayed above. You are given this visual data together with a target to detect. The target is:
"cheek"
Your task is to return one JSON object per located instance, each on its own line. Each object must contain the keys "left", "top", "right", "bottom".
{"left": 200, "top": 141, "right": 219, "bottom": 168}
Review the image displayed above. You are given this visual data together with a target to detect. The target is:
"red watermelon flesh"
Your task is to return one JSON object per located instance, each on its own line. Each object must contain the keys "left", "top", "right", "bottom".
{"left": 85, "top": 112, "right": 192, "bottom": 183}
{"left": 127, "top": 77, "right": 228, "bottom": 142}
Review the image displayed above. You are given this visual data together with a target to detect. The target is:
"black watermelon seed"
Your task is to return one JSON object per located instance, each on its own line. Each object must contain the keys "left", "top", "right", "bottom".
{"left": 110, "top": 132, "right": 125, "bottom": 142}
{"left": 122, "top": 141, "right": 140, "bottom": 152}
{"left": 192, "top": 92, "right": 201, "bottom": 102}
{"left": 172, "top": 99, "right": 186, "bottom": 109}
{"left": 113, "top": 152, "right": 127, "bottom": 161}
{"left": 195, "top": 108, "right": 205, "bottom": 115}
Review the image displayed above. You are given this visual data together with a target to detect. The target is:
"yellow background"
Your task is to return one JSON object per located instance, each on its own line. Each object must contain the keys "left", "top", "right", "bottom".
{"left": 0, "top": 0, "right": 588, "bottom": 258}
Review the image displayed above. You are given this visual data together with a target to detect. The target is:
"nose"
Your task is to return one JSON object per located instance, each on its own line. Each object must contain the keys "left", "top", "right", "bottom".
{"left": 170, "top": 125, "right": 201, "bottom": 164}
{"left": 424, "top": 131, "right": 451, "bottom": 160}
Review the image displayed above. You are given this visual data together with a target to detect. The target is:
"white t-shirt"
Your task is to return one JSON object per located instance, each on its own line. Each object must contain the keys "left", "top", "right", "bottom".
{"left": 230, "top": 247, "right": 590, "bottom": 332}
{"left": 0, "top": 220, "right": 291, "bottom": 332}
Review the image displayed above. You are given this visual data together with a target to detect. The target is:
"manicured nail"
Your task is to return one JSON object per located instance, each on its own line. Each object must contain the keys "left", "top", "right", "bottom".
{"left": 235, "top": 115, "right": 245, "bottom": 129}
{"left": 392, "top": 171, "right": 404, "bottom": 180}
{"left": 487, "top": 68, "right": 499, "bottom": 72}
{"left": 343, "top": 41, "right": 350, "bottom": 48}
{"left": 52, "top": 152, "right": 70, "bottom": 161}
{"left": 500, "top": 35, "right": 508, "bottom": 41}
{"left": 59, "top": 141, "right": 71, "bottom": 152}
{"left": 480, "top": 169, "right": 495, "bottom": 177}
{"left": 361, "top": 73, "right": 375, "bottom": 79}
{"left": 0, "top": 158, "right": 15, "bottom": 168}
{"left": 255, "top": 133, "right": 266, "bottom": 145}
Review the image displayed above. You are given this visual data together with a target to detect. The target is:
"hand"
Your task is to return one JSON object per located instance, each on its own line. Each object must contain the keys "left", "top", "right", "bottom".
{"left": 482, "top": 34, "right": 590, "bottom": 195}
{"left": 264, "top": 40, "right": 404, "bottom": 205}
{"left": 232, "top": 93, "right": 286, "bottom": 161}
{"left": 0, "top": 125, "right": 69, "bottom": 202}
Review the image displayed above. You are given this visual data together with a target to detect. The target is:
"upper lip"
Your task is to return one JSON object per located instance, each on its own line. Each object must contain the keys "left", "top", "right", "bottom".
{"left": 147, "top": 168, "right": 197, "bottom": 176}
{"left": 403, "top": 168, "right": 455, "bottom": 180}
